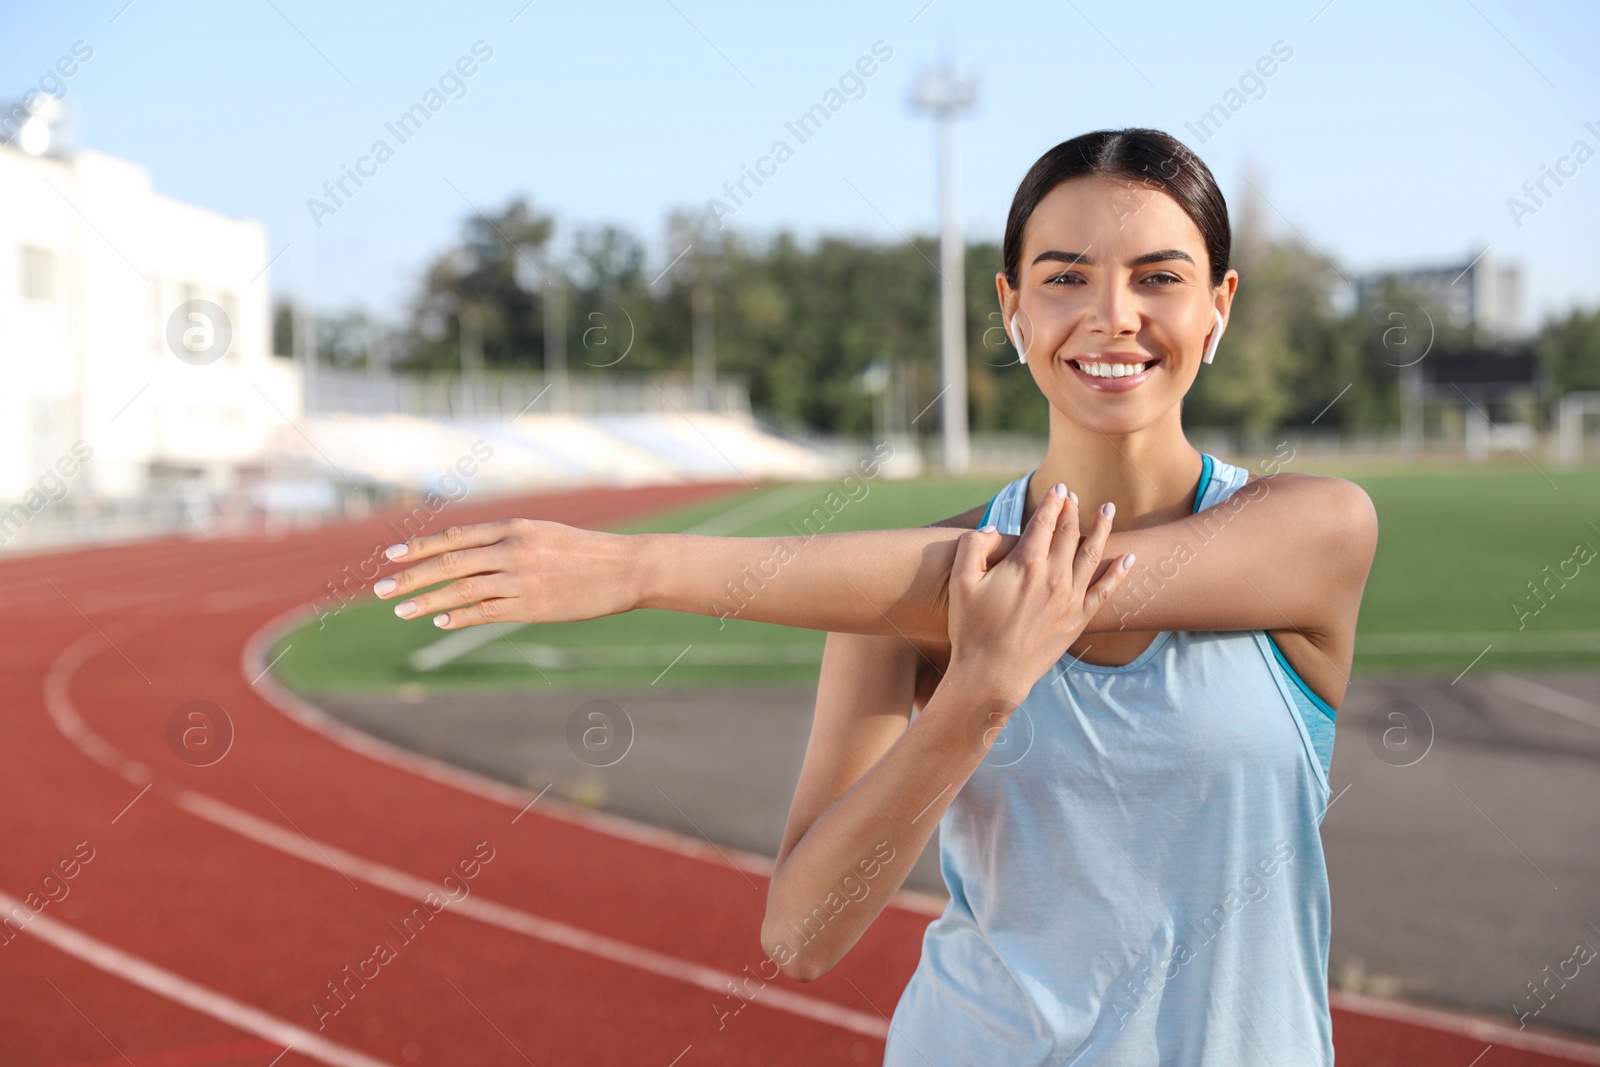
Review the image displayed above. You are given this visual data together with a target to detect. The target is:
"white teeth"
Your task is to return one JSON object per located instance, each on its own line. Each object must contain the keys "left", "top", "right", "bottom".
{"left": 1075, "top": 361, "right": 1150, "bottom": 378}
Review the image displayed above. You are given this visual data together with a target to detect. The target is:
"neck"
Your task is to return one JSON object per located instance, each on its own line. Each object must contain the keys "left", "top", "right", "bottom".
{"left": 1024, "top": 406, "right": 1203, "bottom": 531}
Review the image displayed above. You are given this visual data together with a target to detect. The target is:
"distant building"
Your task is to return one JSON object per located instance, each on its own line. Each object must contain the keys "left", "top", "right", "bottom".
{"left": 1354, "top": 247, "right": 1523, "bottom": 339}
{"left": 0, "top": 99, "right": 298, "bottom": 519}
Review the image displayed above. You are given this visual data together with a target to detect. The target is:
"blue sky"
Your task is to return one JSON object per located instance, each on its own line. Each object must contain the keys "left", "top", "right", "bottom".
{"left": 6, "top": 0, "right": 1597, "bottom": 327}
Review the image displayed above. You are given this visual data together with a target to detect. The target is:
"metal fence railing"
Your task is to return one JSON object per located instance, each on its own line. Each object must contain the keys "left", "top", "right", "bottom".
{"left": 302, "top": 368, "right": 752, "bottom": 419}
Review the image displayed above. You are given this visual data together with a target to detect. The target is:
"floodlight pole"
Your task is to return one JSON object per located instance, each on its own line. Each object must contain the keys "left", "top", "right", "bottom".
{"left": 912, "top": 67, "right": 978, "bottom": 474}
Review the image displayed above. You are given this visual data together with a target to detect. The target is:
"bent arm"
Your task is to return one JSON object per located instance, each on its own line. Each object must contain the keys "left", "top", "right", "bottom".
{"left": 764, "top": 635, "right": 999, "bottom": 982}
{"left": 639, "top": 472, "right": 1376, "bottom": 644}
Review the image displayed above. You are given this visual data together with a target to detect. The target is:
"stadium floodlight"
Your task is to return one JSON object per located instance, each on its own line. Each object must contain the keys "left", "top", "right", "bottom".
{"left": 513, "top": 244, "right": 544, "bottom": 292}
{"left": 910, "top": 66, "right": 979, "bottom": 474}
{"left": 11, "top": 96, "right": 65, "bottom": 157}
{"left": 18, "top": 116, "right": 50, "bottom": 156}
{"left": 515, "top": 244, "right": 567, "bottom": 411}
{"left": 854, "top": 357, "right": 893, "bottom": 447}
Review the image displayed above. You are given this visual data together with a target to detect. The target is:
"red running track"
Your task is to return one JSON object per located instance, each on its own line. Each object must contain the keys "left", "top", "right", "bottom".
{"left": 2, "top": 483, "right": 1598, "bottom": 1066}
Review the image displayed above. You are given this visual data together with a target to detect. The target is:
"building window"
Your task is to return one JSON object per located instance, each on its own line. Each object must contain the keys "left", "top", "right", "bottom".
{"left": 20, "top": 246, "right": 55, "bottom": 300}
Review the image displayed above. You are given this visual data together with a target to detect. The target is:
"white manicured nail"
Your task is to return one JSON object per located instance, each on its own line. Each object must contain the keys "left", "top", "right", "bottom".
{"left": 374, "top": 578, "right": 396, "bottom": 597}
{"left": 385, "top": 544, "right": 409, "bottom": 559}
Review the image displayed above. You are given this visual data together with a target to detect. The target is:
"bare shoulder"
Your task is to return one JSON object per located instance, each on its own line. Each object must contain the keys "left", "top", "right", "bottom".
{"left": 1240, "top": 471, "right": 1378, "bottom": 558}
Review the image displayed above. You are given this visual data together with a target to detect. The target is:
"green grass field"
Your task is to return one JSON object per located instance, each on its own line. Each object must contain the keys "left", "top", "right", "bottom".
{"left": 270, "top": 462, "right": 1600, "bottom": 697}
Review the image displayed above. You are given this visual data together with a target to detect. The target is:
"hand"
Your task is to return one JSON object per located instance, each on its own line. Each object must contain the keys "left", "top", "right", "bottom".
{"left": 945, "top": 483, "right": 1133, "bottom": 708}
{"left": 373, "top": 519, "right": 641, "bottom": 629}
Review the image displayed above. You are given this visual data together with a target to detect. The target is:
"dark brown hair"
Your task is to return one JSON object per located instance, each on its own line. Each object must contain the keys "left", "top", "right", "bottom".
{"left": 1002, "top": 128, "right": 1231, "bottom": 288}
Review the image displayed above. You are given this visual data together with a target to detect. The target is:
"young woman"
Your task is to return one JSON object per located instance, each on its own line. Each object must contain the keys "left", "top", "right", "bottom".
{"left": 374, "top": 128, "right": 1376, "bottom": 1065}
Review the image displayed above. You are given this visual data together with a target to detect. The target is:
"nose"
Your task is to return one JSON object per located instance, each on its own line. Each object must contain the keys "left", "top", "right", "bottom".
{"left": 1084, "top": 279, "right": 1140, "bottom": 339}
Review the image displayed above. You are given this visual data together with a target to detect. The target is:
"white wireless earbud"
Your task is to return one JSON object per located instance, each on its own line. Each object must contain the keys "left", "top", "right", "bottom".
{"left": 1202, "top": 309, "right": 1226, "bottom": 364}
{"left": 1010, "top": 312, "right": 1027, "bottom": 365}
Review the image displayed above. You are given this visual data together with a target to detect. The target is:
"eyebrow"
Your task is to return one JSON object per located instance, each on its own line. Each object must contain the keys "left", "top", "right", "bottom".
{"left": 1032, "top": 249, "right": 1196, "bottom": 269}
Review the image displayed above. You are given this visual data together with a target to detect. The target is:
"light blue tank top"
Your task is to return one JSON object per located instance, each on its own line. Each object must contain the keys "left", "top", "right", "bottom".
{"left": 885, "top": 455, "right": 1337, "bottom": 1066}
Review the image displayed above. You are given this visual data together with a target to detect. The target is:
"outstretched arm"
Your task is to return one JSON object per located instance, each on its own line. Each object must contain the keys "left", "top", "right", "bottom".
{"left": 376, "top": 471, "right": 1375, "bottom": 647}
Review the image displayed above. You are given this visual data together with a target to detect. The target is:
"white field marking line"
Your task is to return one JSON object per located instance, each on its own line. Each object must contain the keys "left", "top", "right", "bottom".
{"left": 677, "top": 483, "right": 820, "bottom": 536}
{"left": 0, "top": 889, "right": 394, "bottom": 1067}
{"left": 1488, "top": 673, "right": 1600, "bottom": 730}
{"left": 41, "top": 625, "right": 894, "bottom": 1039}
{"left": 1328, "top": 989, "right": 1600, "bottom": 1064}
{"left": 1357, "top": 631, "right": 1600, "bottom": 654}
{"left": 408, "top": 621, "right": 530, "bottom": 672}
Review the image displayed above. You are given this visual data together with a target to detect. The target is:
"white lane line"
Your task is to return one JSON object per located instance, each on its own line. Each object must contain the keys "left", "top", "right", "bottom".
{"left": 42, "top": 626, "right": 891, "bottom": 1041}
{"left": 1329, "top": 989, "right": 1600, "bottom": 1064}
{"left": 0, "top": 889, "right": 393, "bottom": 1067}
{"left": 177, "top": 790, "right": 887, "bottom": 1038}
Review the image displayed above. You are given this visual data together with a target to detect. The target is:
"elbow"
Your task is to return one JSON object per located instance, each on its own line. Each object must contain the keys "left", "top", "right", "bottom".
{"left": 1328, "top": 478, "right": 1380, "bottom": 572}
{"left": 760, "top": 918, "right": 835, "bottom": 983}
{"left": 783, "top": 954, "right": 834, "bottom": 984}
{"left": 783, "top": 957, "right": 831, "bottom": 984}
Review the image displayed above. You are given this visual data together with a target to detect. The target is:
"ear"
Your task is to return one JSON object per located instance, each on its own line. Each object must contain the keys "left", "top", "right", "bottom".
{"left": 1202, "top": 270, "right": 1239, "bottom": 365}
{"left": 996, "top": 270, "right": 1026, "bottom": 365}
{"left": 995, "top": 270, "right": 1018, "bottom": 320}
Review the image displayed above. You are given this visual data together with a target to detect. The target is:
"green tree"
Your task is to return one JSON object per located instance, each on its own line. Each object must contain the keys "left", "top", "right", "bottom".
{"left": 405, "top": 197, "right": 554, "bottom": 371}
{"left": 1535, "top": 306, "right": 1600, "bottom": 394}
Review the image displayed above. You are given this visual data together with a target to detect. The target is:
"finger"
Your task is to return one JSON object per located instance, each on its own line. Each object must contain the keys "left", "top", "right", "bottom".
{"left": 952, "top": 526, "right": 1000, "bottom": 587}
{"left": 1082, "top": 551, "right": 1136, "bottom": 620}
{"left": 391, "top": 574, "right": 513, "bottom": 621}
{"left": 377, "top": 543, "right": 503, "bottom": 600}
{"left": 382, "top": 520, "right": 515, "bottom": 566}
{"left": 1046, "top": 489, "right": 1081, "bottom": 569}
{"left": 1071, "top": 501, "right": 1116, "bottom": 592}
{"left": 1015, "top": 482, "right": 1067, "bottom": 566}
{"left": 429, "top": 596, "right": 520, "bottom": 631}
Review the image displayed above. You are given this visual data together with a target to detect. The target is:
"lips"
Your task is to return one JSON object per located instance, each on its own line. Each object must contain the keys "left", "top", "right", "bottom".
{"left": 1063, "top": 355, "right": 1161, "bottom": 391}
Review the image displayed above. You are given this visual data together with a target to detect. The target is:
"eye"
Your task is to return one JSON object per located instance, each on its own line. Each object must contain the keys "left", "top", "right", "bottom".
{"left": 1143, "top": 272, "right": 1183, "bottom": 286}
{"left": 1043, "top": 271, "right": 1084, "bottom": 286}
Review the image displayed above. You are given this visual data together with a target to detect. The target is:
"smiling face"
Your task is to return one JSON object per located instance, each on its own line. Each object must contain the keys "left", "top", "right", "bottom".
{"left": 998, "top": 175, "right": 1237, "bottom": 437}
